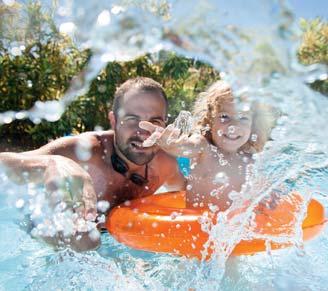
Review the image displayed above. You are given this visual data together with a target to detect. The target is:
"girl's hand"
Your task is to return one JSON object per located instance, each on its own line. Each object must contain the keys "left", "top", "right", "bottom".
{"left": 139, "top": 121, "right": 178, "bottom": 143}
{"left": 139, "top": 121, "right": 205, "bottom": 157}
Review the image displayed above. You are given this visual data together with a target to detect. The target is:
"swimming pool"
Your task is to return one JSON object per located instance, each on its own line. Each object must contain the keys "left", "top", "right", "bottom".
{"left": 0, "top": 182, "right": 327, "bottom": 290}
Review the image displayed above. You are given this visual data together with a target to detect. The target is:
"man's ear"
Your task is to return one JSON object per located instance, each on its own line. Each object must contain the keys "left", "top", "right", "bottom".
{"left": 109, "top": 111, "right": 116, "bottom": 129}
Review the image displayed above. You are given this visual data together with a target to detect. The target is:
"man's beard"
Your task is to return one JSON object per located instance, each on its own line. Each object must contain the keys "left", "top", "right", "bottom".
{"left": 116, "top": 135, "right": 156, "bottom": 165}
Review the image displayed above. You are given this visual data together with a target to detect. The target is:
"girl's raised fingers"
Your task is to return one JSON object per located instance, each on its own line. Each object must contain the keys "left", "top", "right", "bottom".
{"left": 139, "top": 121, "right": 163, "bottom": 134}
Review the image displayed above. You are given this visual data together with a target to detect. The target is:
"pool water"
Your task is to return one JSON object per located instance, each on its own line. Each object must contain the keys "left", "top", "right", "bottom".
{"left": 0, "top": 174, "right": 327, "bottom": 290}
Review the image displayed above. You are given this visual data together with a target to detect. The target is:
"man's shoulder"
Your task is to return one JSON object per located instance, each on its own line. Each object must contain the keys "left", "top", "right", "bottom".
{"left": 79, "top": 130, "right": 114, "bottom": 145}
{"left": 72, "top": 130, "right": 115, "bottom": 155}
{"left": 31, "top": 130, "right": 114, "bottom": 157}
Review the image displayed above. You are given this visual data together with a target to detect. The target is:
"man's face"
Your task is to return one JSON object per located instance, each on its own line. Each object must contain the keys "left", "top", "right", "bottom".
{"left": 112, "top": 89, "right": 167, "bottom": 165}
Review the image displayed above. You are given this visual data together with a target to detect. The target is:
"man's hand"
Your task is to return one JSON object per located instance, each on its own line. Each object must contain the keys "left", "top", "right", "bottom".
{"left": 44, "top": 155, "right": 97, "bottom": 221}
{"left": 38, "top": 155, "right": 100, "bottom": 251}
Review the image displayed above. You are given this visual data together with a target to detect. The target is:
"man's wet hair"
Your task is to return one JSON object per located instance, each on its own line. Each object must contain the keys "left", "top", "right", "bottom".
{"left": 113, "top": 77, "right": 168, "bottom": 117}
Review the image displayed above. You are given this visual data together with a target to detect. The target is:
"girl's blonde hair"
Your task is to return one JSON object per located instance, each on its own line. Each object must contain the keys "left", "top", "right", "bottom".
{"left": 192, "top": 80, "right": 277, "bottom": 153}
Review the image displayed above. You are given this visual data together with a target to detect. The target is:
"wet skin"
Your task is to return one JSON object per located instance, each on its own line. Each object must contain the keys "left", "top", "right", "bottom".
{"left": 0, "top": 89, "right": 185, "bottom": 251}
{"left": 29, "top": 90, "right": 185, "bottom": 210}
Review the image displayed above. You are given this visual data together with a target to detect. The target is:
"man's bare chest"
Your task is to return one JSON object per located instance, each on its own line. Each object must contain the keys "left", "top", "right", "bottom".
{"left": 83, "top": 158, "right": 163, "bottom": 207}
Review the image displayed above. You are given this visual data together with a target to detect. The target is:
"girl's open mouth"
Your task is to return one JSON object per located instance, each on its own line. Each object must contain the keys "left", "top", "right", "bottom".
{"left": 223, "top": 134, "right": 241, "bottom": 141}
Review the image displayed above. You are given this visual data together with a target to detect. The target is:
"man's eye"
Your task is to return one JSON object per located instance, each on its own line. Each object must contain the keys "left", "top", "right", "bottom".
{"left": 125, "top": 117, "right": 138, "bottom": 122}
{"left": 151, "top": 120, "right": 164, "bottom": 126}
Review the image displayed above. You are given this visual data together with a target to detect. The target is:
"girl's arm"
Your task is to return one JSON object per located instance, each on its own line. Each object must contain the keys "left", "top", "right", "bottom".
{"left": 139, "top": 121, "right": 207, "bottom": 158}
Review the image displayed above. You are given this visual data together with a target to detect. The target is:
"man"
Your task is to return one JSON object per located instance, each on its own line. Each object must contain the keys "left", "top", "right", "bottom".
{"left": 0, "top": 77, "right": 186, "bottom": 251}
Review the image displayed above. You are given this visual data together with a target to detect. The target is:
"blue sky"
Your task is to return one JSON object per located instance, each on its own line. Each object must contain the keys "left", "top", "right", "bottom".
{"left": 289, "top": 0, "right": 327, "bottom": 19}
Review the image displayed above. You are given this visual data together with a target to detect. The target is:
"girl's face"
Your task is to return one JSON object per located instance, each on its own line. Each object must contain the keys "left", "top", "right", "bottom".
{"left": 211, "top": 102, "right": 252, "bottom": 153}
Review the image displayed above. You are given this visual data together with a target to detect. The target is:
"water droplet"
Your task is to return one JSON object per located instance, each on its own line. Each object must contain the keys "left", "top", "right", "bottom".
{"left": 15, "top": 112, "right": 27, "bottom": 120}
{"left": 3, "top": 116, "right": 13, "bottom": 124}
{"left": 89, "top": 229, "right": 100, "bottom": 242}
{"left": 94, "top": 125, "right": 103, "bottom": 131}
{"left": 97, "top": 85, "right": 106, "bottom": 93}
{"left": 97, "top": 200, "right": 110, "bottom": 212}
{"left": 97, "top": 214, "right": 106, "bottom": 224}
{"left": 170, "top": 211, "right": 179, "bottom": 220}
{"left": 15, "top": 199, "right": 24, "bottom": 208}
{"left": 208, "top": 203, "right": 219, "bottom": 212}
{"left": 251, "top": 134, "right": 258, "bottom": 142}
{"left": 11, "top": 47, "right": 22, "bottom": 56}
{"left": 75, "top": 138, "right": 92, "bottom": 161}
{"left": 32, "top": 118, "right": 41, "bottom": 124}
{"left": 210, "top": 189, "right": 219, "bottom": 197}
{"left": 111, "top": 5, "right": 124, "bottom": 15}
{"left": 219, "top": 159, "right": 228, "bottom": 166}
{"left": 228, "top": 190, "right": 239, "bottom": 200}
{"left": 59, "top": 22, "right": 76, "bottom": 35}
{"left": 228, "top": 125, "right": 235, "bottom": 134}
{"left": 190, "top": 162, "right": 197, "bottom": 169}
{"left": 3, "top": 0, "right": 15, "bottom": 6}
{"left": 97, "top": 10, "right": 111, "bottom": 27}
{"left": 242, "top": 156, "right": 249, "bottom": 163}
{"left": 123, "top": 200, "right": 131, "bottom": 207}
{"left": 127, "top": 222, "right": 133, "bottom": 228}
{"left": 213, "top": 172, "right": 229, "bottom": 185}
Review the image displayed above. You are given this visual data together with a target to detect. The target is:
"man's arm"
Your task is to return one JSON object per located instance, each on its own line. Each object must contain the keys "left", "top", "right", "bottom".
{"left": 0, "top": 134, "right": 100, "bottom": 251}
{"left": 0, "top": 135, "right": 97, "bottom": 212}
{"left": 0, "top": 152, "right": 51, "bottom": 184}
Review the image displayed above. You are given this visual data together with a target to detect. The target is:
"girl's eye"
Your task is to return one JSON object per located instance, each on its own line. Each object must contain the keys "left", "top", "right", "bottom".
{"left": 220, "top": 114, "right": 230, "bottom": 122}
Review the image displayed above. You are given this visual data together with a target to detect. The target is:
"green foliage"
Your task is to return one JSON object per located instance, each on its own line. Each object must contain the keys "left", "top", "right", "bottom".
{"left": 298, "top": 18, "right": 328, "bottom": 95}
{"left": 0, "top": 2, "right": 219, "bottom": 148}
{"left": 0, "top": 1, "right": 90, "bottom": 147}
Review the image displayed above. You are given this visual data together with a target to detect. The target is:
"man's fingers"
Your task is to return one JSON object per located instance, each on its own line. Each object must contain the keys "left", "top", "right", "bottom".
{"left": 81, "top": 179, "right": 98, "bottom": 221}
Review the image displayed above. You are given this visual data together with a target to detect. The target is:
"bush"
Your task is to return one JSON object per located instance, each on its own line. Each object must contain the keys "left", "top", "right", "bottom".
{"left": 298, "top": 18, "right": 328, "bottom": 95}
{"left": 0, "top": 2, "right": 220, "bottom": 148}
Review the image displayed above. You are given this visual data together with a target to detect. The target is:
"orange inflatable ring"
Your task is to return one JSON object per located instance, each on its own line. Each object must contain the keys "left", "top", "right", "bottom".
{"left": 106, "top": 191, "right": 326, "bottom": 259}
